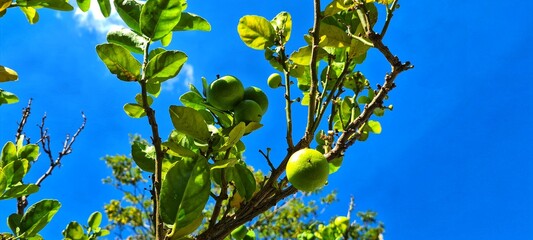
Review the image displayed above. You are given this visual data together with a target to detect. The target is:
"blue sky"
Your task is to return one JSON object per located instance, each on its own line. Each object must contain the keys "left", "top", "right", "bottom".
{"left": 1, "top": 0, "right": 532, "bottom": 239}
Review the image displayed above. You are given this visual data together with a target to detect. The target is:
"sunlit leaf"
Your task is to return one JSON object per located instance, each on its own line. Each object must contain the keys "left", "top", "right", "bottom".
{"left": 131, "top": 140, "right": 155, "bottom": 172}
{"left": 140, "top": 0, "right": 185, "bottom": 40}
{"left": 97, "top": 0, "right": 111, "bottom": 17}
{"left": 19, "top": 199, "right": 61, "bottom": 237}
{"left": 114, "top": 0, "right": 143, "bottom": 33}
{"left": 145, "top": 50, "right": 188, "bottom": 83}
{"left": 107, "top": 28, "right": 148, "bottom": 54}
{"left": 76, "top": 0, "right": 91, "bottom": 12}
{"left": 324, "top": 0, "right": 350, "bottom": 17}
{"left": 270, "top": 11, "right": 292, "bottom": 44}
{"left": 0, "top": 168, "right": 6, "bottom": 194}
{"left": 219, "top": 122, "right": 246, "bottom": 151}
{"left": 18, "top": 144, "right": 39, "bottom": 162}
{"left": 0, "top": 89, "right": 19, "bottom": 106}
{"left": 19, "top": 7, "right": 39, "bottom": 24}
{"left": 160, "top": 157, "right": 210, "bottom": 230}
{"left": 0, "top": 66, "right": 18, "bottom": 82}
{"left": 87, "top": 211, "right": 102, "bottom": 230}
{"left": 228, "top": 163, "right": 256, "bottom": 201}
{"left": 161, "top": 31, "right": 172, "bottom": 47}
{"left": 3, "top": 159, "right": 30, "bottom": 186}
{"left": 169, "top": 106, "right": 211, "bottom": 142}
{"left": 367, "top": 120, "right": 382, "bottom": 134}
{"left": 123, "top": 103, "right": 145, "bottom": 118}
{"left": 237, "top": 15, "right": 275, "bottom": 50}
{"left": 173, "top": 12, "right": 211, "bottom": 31}
{"left": 62, "top": 221, "right": 84, "bottom": 239}
{"left": 0, "top": 0, "right": 10, "bottom": 12}
{"left": 96, "top": 43, "right": 141, "bottom": 81}
{"left": 1, "top": 141, "right": 17, "bottom": 168}
{"left": 319, "top": 22, "right": 352, "bottom": 48}
{"left": 290, "top": 46, "right": 328, "bottom": 65}
{"left": 1, "top": 184, "right": 39, "bottom": 200}
{"left": 24, "top": 0, "right": 74, "bottom": 11}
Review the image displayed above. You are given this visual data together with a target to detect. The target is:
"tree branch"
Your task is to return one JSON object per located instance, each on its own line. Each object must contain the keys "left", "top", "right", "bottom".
{"left": 138, "top": 41, "right": 165, "bottom": 239}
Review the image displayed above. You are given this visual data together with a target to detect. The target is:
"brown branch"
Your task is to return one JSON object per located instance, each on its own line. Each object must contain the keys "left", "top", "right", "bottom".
{"left": 303, "top": 0, "right": 322, "bottom": 146}
{"left": 15, "top": 99, "right": 32, "bottom": 142}
{"left": 138, "top": 41, "right": 165, "bottom": 239}
{"left": 35, "top": 112, "right": 87, "bottom": 187}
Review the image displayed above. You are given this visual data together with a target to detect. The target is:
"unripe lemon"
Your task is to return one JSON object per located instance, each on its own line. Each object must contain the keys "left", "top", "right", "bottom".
{"left": 334, "top": 216, "right": 350, "bottom": 231}
{"left": 267, "top": 73, "right": 282, "bottom": 88}
{"left": 234, "top": 100, "right": 263, "bottom": 124}
{"left": 206, "top": 75, "right": 244, "bottom": 110}
{"left": 243, "top": 86, "right": 268, "bottom": 114}
{"left": 286, "top": 148, "right": 329, "bottom": 192}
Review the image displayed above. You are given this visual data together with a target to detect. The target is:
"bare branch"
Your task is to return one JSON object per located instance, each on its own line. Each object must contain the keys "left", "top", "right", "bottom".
{"left": 35, "top": 112, "right": 87, "bottom": 187}
{"left": 15, "top": 99, "right": 32, "bottom": 142}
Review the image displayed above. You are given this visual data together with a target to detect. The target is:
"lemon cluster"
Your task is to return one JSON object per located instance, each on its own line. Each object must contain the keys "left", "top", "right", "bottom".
{"left": 206, "top": 75, "right": 268, "bottom": 124}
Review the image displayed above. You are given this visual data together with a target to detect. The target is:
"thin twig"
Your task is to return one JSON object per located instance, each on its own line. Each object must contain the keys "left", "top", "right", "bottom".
{"left": 15, "top": 99, "right": 32, "bottom": 142}
{"left": 303, "top": 0, "right": 323, "bottom": 146}
{"left": 35, "top": 112, "right": 87, "bottom": 187}
{"left": 259, "top": 149, "right": 275, "bottom": 172}
{"left": 343, "top": 196, "right": 356, "bottom": 239}
{"left": 380, "top": 0, "right": 400, "bottom": 38}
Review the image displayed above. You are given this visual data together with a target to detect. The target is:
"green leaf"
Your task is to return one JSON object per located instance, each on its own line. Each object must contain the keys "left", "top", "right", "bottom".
{"left": 114, "top": 0, "right": 143, "bottom": 33}
{"left": 161, "top": 32, "right": 172, "bottom": 47}
{"left": 87, "top": 211, "right": 102, "bottom": 230}
{"left": 7, "top": 213, "right": 22, "bottom": 235}
{"left": 173, "top": 12, "right": 211, "bottom": 31}
{"left": 147, "top": 82, "right": 161, "bottom": 97}
{"left": 76, "top": 0, "right": 91, "bottom": 12}
{"left": 270, "top": 11, "right": 292, "bottom": 44}
{"left": 179, "top": 91, "right": 206, "bottom": 110}
{"left": 19, "top": 199, "right": 61, "bottom": 237}
{"left": 135, "top": 93, "right": 153, "bottom": 106}
{"left": 123, "top": 103, "right": 145, "bottom": 118}
{"left": 62, "top": 221, "right": 84, "bottom": 239}
{"left": 107, "top": 28, "right": 148, "bottom": 54}
{"left": 324, "top": 0, "right": 350, "bottom": 17}
{"left": 97, "top": 0, "right": 111, "bottom": 17}
{"left": 169, "top": 106, "right": 211, "bottom": 142}
{"left": 357, "top": 95, "right": 370, "bottom": 104}
{"left": 1, "top": 184, "right": 39, "bottom": 200}
{"left": 0, "top": 168, "right": 6, "bottom": 194}
{"left": 329, "top": 157, "right": 343, "bottom": 174}
{"left": 219, "top": 122, "right": 246, "bottom": 151}
{"left": 3, "top": 159, "right": 30, "bottom": 186}
{"left": 0, "top": 0, "right": 10, "bottom": 12}
{"left": 290, "top": 46, "right": 328, "bottom": 65}
{"left": 244, "top": 122, "right": 263, "bottom": 134}
{"left": 0, "top": 90, "right": 19, "bottom": 106}
{"left": 167, "top": 213, "right": 204, "bottom": 239}
{"left": 25, "top": 0, "right": 74, "bottom": 11}
{"left": 319, "top": 22, "right": 352, "bottom": 48}
{"left": 237, "top": 15, "right": 275, "bottom": 50}
{"left": 0, "top": 66, "right": 18, "bottom": 82}
{"left": 18, "top": 144, "right": 39, "bottom": 162}
{"left": 164, "top": 131, "right": 197, "bottom": 158}
{"left": 228, "top": 163, "right": 256, "bottom": 201}
{"left": 140, "top": 0, "right": 185, "bottom": 40}
{"left": 96, "top": 43, "right": 141, "bottom": 81}
{"left": 210, "top": 158, "right": 238, "bottom": 170}
{"left": 301, "top": 92, "right": 310, "bottom": 106}
{"left": 367, "top": 120, "right": 382, "bottom": 134}
{"left": 131, "top": 140, "right": 155, "bottom": 172}
{"left": 19, "top": 7, "right": 39, "bottom": 24}
{"left": 160, "top": 157, "right": 210, "bottom": 229}
{"left": 1, "top": 141, "right": 17, "bottom": 168}
{"left": 145, "top": 50, "right": 188, "bottom": 83}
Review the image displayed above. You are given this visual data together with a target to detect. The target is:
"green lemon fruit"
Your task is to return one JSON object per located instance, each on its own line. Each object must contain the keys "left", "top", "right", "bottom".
{"left": 286, "top": 148, "right": 329, "bottom": 192}
{"left": 243, "top": 86, "right": 268, "bottom": 114}
{"left": 234, "top": 100, "right": 263, "bottom": 124}
{"left": 334, "top": 216, "right": 350, "bottom": 231}
{"left": 206, "top": 75, "right": 244, "bottom": 110}
{"left": 267, "top": 73, "right": 282, "bottom": 88}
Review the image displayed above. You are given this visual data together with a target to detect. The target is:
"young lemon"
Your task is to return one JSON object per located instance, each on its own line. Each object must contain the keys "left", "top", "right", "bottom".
{"left": 286, "top": 148, "right": 329, "bottom": 192}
